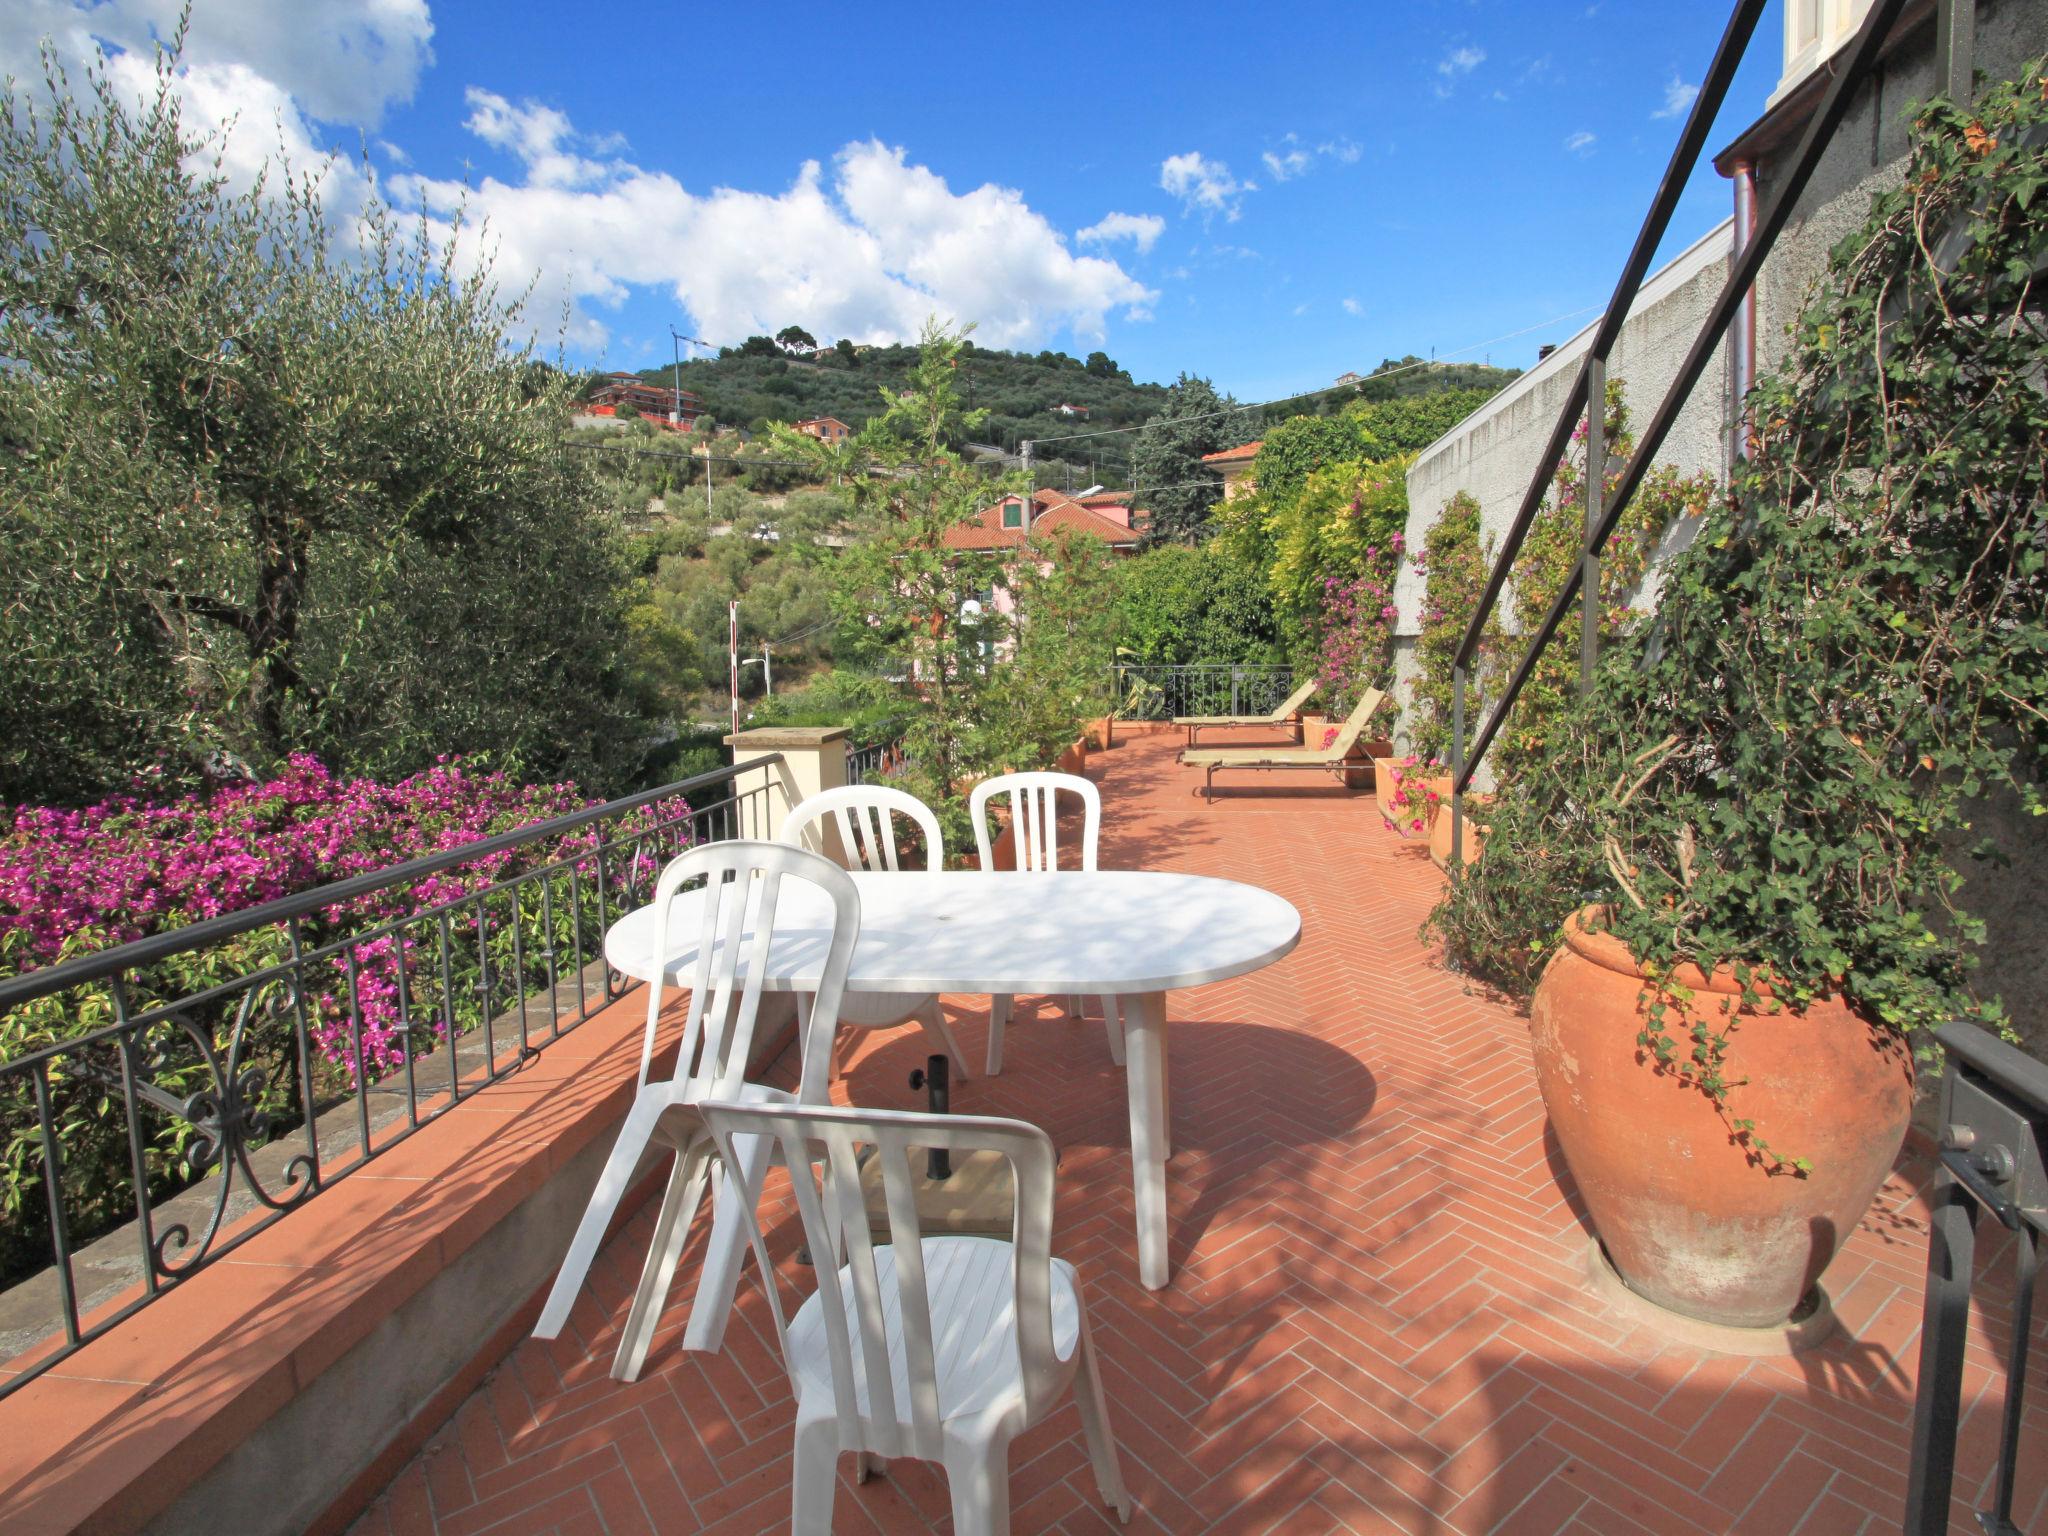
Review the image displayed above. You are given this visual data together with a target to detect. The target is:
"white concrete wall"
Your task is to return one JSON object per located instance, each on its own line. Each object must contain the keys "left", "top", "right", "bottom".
{"left": 1391, "top": 218, "right": 1737, "bottom": 755}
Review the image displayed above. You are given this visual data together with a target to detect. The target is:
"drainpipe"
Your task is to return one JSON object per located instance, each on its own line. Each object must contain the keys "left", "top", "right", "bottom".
{"left": 1730, "top": 159, "right": 1759, "bottom": 463}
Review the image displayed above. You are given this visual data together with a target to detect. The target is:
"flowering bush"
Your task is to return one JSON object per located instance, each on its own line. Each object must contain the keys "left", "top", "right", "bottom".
{"left": 0, "top": 758, "right": 693, "bottom": 1282}
{"left": 0, "top": 756, "right": 638, "bottom": 1072}
{"left": 1313, "top": 531, "right": 1404, "bottom": 713}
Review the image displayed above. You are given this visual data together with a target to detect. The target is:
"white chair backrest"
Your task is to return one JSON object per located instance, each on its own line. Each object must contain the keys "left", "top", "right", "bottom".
{"left": 969, "top": 771, "right": 1100, "bottom": 874}
{"left": 640, "top": 840, "right": 859, "bottom": 1103}
{"left": 781, "top": 784, "right": 942, "bottom": 874}
{"left": 696, "top": 1100, "right": 1062, "bottom": 1458}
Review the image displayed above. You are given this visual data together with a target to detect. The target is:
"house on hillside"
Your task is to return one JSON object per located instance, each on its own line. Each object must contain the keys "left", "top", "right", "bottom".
{"left": 1200, "top": 441, "right": 1262, "bottom": 501}
{"left": 1053, "top": 403, "right": 1090, "bottom": 419}
{"left": 942, "top": 489, "right": 1143, "bottom": 642}
{"left": 1334, "top": 371, "right": 1364, "bottom": 388}
{"left": 794, "top": 416, "right": 851, "bottom": 443}
{"left": 588, "top": 372, "right": 703, "bottom": 425}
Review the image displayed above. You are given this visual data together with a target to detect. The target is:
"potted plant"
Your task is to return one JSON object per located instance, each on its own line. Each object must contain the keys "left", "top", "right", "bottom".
{"left": 1374, "top": 755, "right": 1452, "bottom": 837}
{"left": 1428, "top": 77, "right": 2047, "bottom": 1333}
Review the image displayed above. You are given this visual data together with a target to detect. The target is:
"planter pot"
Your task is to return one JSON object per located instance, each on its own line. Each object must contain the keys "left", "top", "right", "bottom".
{"left": 1373, "top": 759, "right": 1442, "bottom": 833}
{"left": 970, "top": 823, "right": 1018, "bottom": 871}
{"left": 1530, "top": 908, "right": 1912, "bottom": 1329}
{"left": 1301, "top": 714, "right": 1332, "bottom": 750}
{"left": 1428, "top": 796, "right": 1488, "bottom": 871}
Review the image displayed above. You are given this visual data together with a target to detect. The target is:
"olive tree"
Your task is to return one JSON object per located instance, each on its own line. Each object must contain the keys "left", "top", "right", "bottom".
{"left": 0, "top": 43, "right": 636, "bottom": 802}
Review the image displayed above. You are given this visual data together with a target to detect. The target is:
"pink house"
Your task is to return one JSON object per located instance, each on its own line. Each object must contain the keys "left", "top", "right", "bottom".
{"left": 942, "top": 488, "right": 1144, "bottom": 624}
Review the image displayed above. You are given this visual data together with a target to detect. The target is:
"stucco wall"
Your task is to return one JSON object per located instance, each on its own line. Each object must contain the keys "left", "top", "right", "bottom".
{"left": 1391, "top": 219, "right": 1737, "bottom": 771}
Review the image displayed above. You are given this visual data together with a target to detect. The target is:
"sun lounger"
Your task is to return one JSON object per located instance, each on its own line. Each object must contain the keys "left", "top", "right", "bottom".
{"left": 1181, "top": 688, "right": 1388, "bottom": 800}
{"left": 1171, "top": 678, "right": 1318, "bottom": 746}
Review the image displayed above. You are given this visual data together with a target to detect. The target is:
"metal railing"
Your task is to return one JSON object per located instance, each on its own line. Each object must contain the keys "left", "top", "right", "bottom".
{"left": 0, "top": 755, "right": 780, "bottom": 1396}
{"left": 846, "top": 736, "right": 907, "bottom": 785}
{"left": 1905, "top": 1022, "right": 2044, "bottom": 1535}
{"left": 1444, "top": 0, "right": 1973, "bottom": 865}
{"left": 1110, "top": 663, "right": 1297, "bottom": 722}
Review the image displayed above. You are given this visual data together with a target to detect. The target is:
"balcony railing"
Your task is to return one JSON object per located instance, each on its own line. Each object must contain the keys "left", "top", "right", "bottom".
{"left": 1111, "top": 663, "right": 1296, "bottom": 722}
{"left": 0, "top": 755, "right": 781, "bottom": 1397}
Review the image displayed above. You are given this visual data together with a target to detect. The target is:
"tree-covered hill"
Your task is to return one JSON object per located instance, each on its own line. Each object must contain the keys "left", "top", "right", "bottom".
{"left": 602, "top": 338, "right": 1171, "bottom": 461}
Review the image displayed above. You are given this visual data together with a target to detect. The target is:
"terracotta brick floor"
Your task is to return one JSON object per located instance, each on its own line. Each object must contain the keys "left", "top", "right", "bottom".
{"left": 348, "top": 732, "right": 2044, "bottom": 1536}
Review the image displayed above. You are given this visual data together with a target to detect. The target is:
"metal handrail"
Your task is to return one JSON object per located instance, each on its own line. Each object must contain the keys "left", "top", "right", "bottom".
{"left": 0, "top": 755, "right": 780, "bottom": 1015}
{"left": 0, "top": 753, "right": 783, "bottom": 1397}
{"left": 1446, "top": 0, "right": 1933, "bottom": 855}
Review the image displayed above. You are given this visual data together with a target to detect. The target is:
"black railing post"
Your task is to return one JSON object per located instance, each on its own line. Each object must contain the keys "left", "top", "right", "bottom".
{"left": 1934, "top": 0, "right": 1976, "bottom": 103}
{"left": 1449, "top": 663, "right": 1467, "bottom": 875}
{"left": 1580, "top": 355, "right": 1605, "bottom": 694}
{"left": 1903, "top": 1169, "right": 1978, "bottom": 1532}
{"left": 1902, "top": 1020, "right": 2047, "bottom": 1536}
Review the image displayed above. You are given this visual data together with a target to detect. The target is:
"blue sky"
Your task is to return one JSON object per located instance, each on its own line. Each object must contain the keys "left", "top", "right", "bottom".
{"left": 6, "top": 1, "right": 1786, "bottom": 399}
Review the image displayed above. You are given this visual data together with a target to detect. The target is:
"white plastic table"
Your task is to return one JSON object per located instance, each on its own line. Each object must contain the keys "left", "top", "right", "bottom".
{"left": 604, "top": 869, "right": 1301, "bottom": 1290}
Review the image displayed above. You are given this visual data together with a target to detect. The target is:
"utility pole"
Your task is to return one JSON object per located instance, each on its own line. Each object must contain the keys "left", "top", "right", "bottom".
{"left": 668, "top": 327, "right": 685, "bottom": 426}
{"left": 728, "top": 600, "right": 740, "bottom": 743}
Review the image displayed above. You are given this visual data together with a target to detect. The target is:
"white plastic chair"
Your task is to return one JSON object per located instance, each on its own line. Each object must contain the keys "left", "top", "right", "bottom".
{"left": 780, "top": 785, "right": 971, "bottom": 1082}
{"left": 697, "top": 1098, "right": 1133, "bottom": 1535}
{"left": 531, "top": 840, "right": 857, "bottom": 1380}
{"left": 969, "top": 771, "right": 1123, "bottom": 1075}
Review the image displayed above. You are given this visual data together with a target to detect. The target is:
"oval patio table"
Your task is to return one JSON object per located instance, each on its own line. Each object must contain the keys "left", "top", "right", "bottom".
{"left": 604, "top": 869, "right": 1302, "bottom": 1293}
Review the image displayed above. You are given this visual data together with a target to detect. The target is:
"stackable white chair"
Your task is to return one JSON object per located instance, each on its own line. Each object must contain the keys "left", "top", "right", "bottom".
{"left": 779, "top": 785, "right": 971, "bottom": 1082}
{"left": 532, "top": 840, "right": 857, "bottom": 1379}
{"left": 697, "top": 1098, "right": 1133, "bottom": 1536}
{"left": 969, "top": 771, "right": 1123, "bottom": 1075}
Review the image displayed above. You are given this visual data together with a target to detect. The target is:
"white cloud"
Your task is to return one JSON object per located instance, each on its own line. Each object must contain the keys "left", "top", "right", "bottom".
{"left": 396, "top": 134, "right": 1156, "bottom": 352}
{"left": 0, "top": 0, "right": 432, "bottom": 127}
{"left": 1263, "top": 132, "right": 1362, "bottom": 183}
{"left": 1564, "top": 130, "right": 1598, "bottom": 155}
{"left": 1292, "top": 302, "right": 1310, "bottom": 316}
{"left": 1262, "top": 145, "right": 1312, "bottom": 181}
{"left": 1075, "top": 211, "right": 1165, "bottom": 253}
{"left": 1341, "top": 297, "right": 1365, "bottom": 317}
{"left": 463, "top": 88, "right": 612, "bottom": 188}
{"left": 1435, "top": 44, "right": 1485, "bottom": 96}
{"left": 1159, "top": 151, "right": 1254, "bottom": 221}
{"left": 6, "top": 7, "right": 1154, "bottom": 355}
{"left": 1653, "top": 74, "right": 1700, "bottom": 119}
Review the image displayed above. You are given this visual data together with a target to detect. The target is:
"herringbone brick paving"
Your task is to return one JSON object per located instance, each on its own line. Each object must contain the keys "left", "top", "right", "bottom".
{"left": 349, "top": 733, "right": 2045, "bottom": 1536}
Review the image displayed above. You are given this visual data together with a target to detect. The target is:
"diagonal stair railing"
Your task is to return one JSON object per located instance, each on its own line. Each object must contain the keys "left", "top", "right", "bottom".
{"left": 1444, "top": 0, "right": 1974, "bottom": 865}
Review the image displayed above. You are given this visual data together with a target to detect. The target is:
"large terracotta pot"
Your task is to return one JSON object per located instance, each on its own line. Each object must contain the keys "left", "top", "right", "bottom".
{"left": 1530, "top": 908, "right": 1912, "bottom": 1328}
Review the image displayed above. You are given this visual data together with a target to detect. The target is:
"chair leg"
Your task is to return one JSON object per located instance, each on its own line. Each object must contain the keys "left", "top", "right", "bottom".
{"left": 916, "top": 998, "right": 972, "bottom": 1081}
{"left": 1100, "top": 995, "right": 1125, "bottom": 1066}
{"left": 681, "top": 1126, "right": 776, "bottom": 1353}
{"left": 533, "top": 1098, "right": 662, "bottom": 1339}
{"left": 611, "top": 1139, "right": 712, "bottom": 1381}
{"left": 985, "top": 994, "right": 1013, "bottom": 1076}
{"left": 942, "top": 1432, "right": 1013, "bottom": 1536}
{"left": 1073, "top": 1311, "right": 1134, "bottom": 1522}
{"left": 790, "top": 1405, "right": 840, "bottom": 1536}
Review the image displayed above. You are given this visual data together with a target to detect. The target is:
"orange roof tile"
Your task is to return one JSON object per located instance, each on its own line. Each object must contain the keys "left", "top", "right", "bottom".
{"left": 941, "top": 489, "right": 1141, "bottom": 551}
{"left": 1200, "top": 440, "right": 1262, "bottom": 464}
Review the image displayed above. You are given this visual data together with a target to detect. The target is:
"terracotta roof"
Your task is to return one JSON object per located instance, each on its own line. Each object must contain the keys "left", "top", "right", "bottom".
{"left": 1201, "top": 441, "right": 1262, "bottom": 464}
{"left": 941, "top": 489, "right": 1142, "bottom": 551}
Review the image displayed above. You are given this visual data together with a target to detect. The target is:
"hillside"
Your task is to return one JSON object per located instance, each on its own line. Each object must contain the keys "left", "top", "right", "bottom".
{"left": 609, "top": 340, "right": 1169, "bottom": 463}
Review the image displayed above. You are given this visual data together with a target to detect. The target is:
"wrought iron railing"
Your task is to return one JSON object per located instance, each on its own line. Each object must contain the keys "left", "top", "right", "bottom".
{"left": 1905, "top": 1021, "right": 2044, "bottom": 1534}
{"left": 846, "top": 732, "right": 909, "bottom": 786}
{"left": 1442, "top": 0, "right": 1976, "bottom": 865}
{"left": 0, "top": 755, "right": 781, "bottom": 1396}
{"left": 1110, "top": 663, "right": 1297, "bottom": 722}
